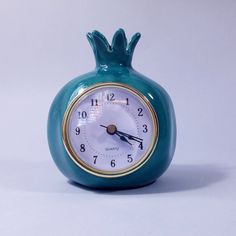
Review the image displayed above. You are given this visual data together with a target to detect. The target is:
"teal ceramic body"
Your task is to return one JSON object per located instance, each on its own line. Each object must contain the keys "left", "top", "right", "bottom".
{"left": 47, "top": 29, "right": 176, "bottom": 189}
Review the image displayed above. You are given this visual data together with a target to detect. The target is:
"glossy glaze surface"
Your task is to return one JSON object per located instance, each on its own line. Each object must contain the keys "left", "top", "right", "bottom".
{"left": 47, "top": 29, "right": 176, "bottom": 189}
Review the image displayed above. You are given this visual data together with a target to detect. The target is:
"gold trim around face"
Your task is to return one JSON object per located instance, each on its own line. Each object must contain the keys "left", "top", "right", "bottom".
{"left": 62, "top": 82, "right": 159, "bottom": 178}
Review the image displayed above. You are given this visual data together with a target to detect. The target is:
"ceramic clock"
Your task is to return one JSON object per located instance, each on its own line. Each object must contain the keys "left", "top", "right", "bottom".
{"left": 48, "top": 29, "right": 176, "bottom": 189}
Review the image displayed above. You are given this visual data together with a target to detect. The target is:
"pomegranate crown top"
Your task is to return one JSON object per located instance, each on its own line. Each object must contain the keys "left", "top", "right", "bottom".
{"left": 87, "top": 29, "right": 141, "bottom": 68}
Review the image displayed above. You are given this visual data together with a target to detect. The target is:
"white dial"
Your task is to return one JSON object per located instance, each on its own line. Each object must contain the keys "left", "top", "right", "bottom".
{"left": 63, "top": 83, "right": 158, "bottom": 177}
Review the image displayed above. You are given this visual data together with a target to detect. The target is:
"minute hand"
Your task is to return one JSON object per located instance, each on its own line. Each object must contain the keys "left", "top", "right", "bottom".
{"left": 116, "top": 130, "right": 143, "bottom": 142}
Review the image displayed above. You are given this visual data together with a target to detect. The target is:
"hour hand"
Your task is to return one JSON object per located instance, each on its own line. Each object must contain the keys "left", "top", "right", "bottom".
{"left": 116, "top": 130, "right": 143, "bottom": 143}
{"left": 100, "top": 124, "right": 132, "bottom": 146}
{"left": 115, "top": 133, "right": 132, "bottom": 145}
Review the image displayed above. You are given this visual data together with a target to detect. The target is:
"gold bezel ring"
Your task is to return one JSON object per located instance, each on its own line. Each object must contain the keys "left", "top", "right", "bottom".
{"left": 62, "top": 82, "right": 159, "bottom": 178}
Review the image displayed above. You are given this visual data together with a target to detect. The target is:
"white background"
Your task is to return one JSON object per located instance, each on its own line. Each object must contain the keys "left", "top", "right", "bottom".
{"left": 0, "top": 0, "right": 236, "bottom": 235}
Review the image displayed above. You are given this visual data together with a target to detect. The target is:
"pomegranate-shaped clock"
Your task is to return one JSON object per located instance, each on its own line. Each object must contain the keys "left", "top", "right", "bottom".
{"left": 48, "top": 29, "right": 176, "bottom": 189}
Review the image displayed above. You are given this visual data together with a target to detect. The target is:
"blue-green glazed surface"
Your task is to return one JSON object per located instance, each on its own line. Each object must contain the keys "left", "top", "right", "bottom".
{"left": 47, "top": 29, "right": 176, "bottom": 189}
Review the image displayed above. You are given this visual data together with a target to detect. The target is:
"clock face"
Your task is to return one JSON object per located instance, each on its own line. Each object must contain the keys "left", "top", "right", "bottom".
{"left": 62, "top": 83, "right": 158, "bottom": 177}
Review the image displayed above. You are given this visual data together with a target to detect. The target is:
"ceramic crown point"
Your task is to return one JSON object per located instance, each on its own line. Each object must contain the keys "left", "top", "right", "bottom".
{"left": 86, "top": 29, "right": 141, "bottom": 67}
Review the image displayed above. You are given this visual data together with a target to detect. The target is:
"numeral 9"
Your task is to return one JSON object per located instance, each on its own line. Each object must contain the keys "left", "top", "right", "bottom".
{"left": 75, "top": 127, "right": 80, "bottom": 135}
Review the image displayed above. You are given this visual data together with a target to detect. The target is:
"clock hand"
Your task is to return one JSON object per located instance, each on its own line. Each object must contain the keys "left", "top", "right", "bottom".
{"left": 114, "top": 129, "right": 143, "bottom": 144}
{"left": 100, "top": 125, "right": 143, "bottom": 143}
{"left": 100, "top": 125, "right": 108, "bottom": 129}
{"left": 115, "top": 133, "right": 132, "bottom": 145}
{"left": 116, "top": 130, "right": 143, "bottom": 143}
{"left": 100, "top": 124, "right": 132, "bottom": 146}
